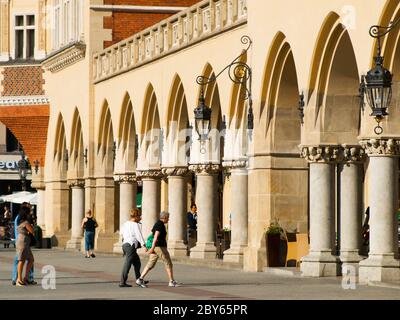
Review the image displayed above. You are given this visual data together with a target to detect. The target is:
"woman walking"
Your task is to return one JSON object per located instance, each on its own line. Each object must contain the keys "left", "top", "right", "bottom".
{"left": 119, "top": 208, "right": 147, "bottom": 287}
{"left": 81, "top": 210, "right": 98, "bottom": 258}
{"left": 15, "top": 206, "right": 35, "bottom": 287}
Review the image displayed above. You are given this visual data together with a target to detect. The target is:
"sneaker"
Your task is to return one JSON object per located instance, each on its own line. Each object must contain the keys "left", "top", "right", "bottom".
{"left": 119, "top": 283, "right": 132, "bottom": 288}
{"left": 90, "top": 254, "right": 96, "bottom": 258}
{"left": 168, "top": 280, "right": 180, "bottom": 287}
{"left": 85, "top": 256, "right": 90, "bottom": 258}
{"left": 135, "top": 278, "right": 147, "bottom": 288}
{"left": 25, "top": 280, "right": 37, "bottom": 285}
{"left": 11, "top": 280, "right": 16, "bottom": 286}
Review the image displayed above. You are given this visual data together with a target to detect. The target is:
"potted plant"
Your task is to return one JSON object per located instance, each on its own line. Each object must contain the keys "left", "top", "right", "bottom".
{"left": 266, "top": 220, "right": 285, "bottom": 267}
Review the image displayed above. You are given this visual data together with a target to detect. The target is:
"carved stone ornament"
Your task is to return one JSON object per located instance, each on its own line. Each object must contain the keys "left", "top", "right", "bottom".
{"left": 42, "top": 42, "right": 86, "bottom": 73}
{"left": 342, "top": 145, "right": 366, "bottom": 164}
{"left": 359, "top": 138, "right": 400, "bottom": 156}
{"left": 188, "top": 163, "right": 221, "bottom": 174}
{"left": 116, "top": 174, "right": 136, "bottom": 184}
{"left": 161, "top": 167, "right": 190, "bottom": 177}
{"left": 300, "top": 145, "right": 342, "bottom": 163}
{"left": 222, "top": 160, "right": 248, "bottom": 169}
{"left": 136, "top": 169, "right": 164, "bottom": 179}
{"left": 68, "top": 179, "right": 85, "bottom": 188}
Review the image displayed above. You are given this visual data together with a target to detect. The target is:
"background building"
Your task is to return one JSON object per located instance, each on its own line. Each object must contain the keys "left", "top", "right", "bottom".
{"left": 0, "top": 0, "right": 399, "bottom": 284}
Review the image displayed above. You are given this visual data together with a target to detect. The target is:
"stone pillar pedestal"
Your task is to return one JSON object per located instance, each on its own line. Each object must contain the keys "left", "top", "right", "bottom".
{"left": 358, "top": 139, "right": 400, "bottom": 283}
{"left": 300, "top": 146, "right": 340, "bottom": 277}
{"left": 113, "top": 174, "right": 137, "bottom": 254}
{"left": 222, "top": 161, "right": 248, "bottom": 263}
{"left": 137, "top": 169, "right": 163, "bottom": 237}
{"left": 189, "top": 164, "right": 219, "bottom": 259}
{"left": 339, "top": 146, "right": 365, "bottom": 272}
{"left": 66, "top": 180, "right": 85, "bottom": 250}
{"left": 163, "top": 167, "right": 189, "bottom": 257}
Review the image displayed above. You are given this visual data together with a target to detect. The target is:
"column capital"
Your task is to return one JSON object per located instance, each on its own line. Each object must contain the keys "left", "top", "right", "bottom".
{"left": 359, "top": 138, "right": 400, "bottom": 157}
{"left": 161, "top": 166, "right": 190, "bottom": 177}
{"left": 300, "top": 145, "right": 342, "bottom": 164}
{"left": 136, "top": 169, "right": 164, "bottom": 179}
{"left": 341, "top": 145, "right": 366, "bottom": 164}
{"left": 189, "top": 163, "right": 221, "bottom": 175}
{"left": 115, "top": 174, "right": 136, "bottom": 184}
{"left": 67, "top": 179, "right": 85, "bottom": 188}
{"left": 222, "top": 160, "right": 248, "bottom": 169}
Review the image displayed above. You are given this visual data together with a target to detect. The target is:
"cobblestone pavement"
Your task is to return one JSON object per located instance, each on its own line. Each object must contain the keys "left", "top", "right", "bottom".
{"left": 0, "top": 248, "right": 399, "bottom": 300}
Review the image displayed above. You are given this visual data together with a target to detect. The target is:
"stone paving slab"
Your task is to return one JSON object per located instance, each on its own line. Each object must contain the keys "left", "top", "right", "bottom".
{"left": 0, "top": 248, "right": 399, "bottom": 300}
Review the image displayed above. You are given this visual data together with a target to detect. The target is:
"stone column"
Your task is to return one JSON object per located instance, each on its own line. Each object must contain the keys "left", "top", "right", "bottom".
{"left": 0, "top": 0, "right": 10, "bottom": 61}
{"left": 300, "top": 145, "right": 341, "bottom": 277}
{"left": 162, "top": 167, "right": 189, "bottom": 256}
{"left": 188, "top": 164, "right": 220, "bottom": 259}
{"left": 358, "top": 139, "right": 400, "bottom": 283}
{"left": 222, "top": 160, "right": 248, "bottom": 263}
{"left": 66, "top": 179, "right": 85, "bottom": 250}
{"left": 113, "top": 174, "right": 137, "bottom": 254}
{"left": 137, "top": 169, "right": 163, "bottom": 237}
{"left": 339, "top": 145, "right": 365, "bottom": 271}
{"left": 36, "top": 188, "right": 46, "bottom": 229}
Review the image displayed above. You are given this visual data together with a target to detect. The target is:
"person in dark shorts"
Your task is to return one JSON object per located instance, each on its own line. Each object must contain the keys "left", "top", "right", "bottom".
{"left": 136, "top": 211, "right": 179, "bottom": 287}
{"left": 81, "top": 210, "right": 98, "bottom": 258}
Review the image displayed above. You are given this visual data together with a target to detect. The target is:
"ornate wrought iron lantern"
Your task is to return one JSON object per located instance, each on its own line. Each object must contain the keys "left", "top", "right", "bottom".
{"left": 194, "top": 35, "right": 253, "bottom": 145}
{"left": 360, "top": 19, "right": 400, "bottom": 135}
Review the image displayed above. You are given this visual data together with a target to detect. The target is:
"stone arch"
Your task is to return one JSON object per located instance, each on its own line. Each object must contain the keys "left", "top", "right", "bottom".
{"left": 372, "top": 0, "right": 400, "bottom": 70}
{"left": 308, "top": 12, "right": 360, "bottom": 143}
{"left": 53, "top": 113, "right": 67, "bottom": 178}
{"left": 118, "top": 92, "right": 136, "bottom": 171}
{"left": 97, "top": 100, "right": 115, "bottom": 175}
{"left": 141, "top": 83, "right": 161, "bottom": 167}
{"left": 260, "top": 32, "right": 300, "bottom": 152}
{"left": 69, "top": 108, "right": 84, "bottom": 178}
{"left": 166, "top": 74, "right": 190, "bottom": 166}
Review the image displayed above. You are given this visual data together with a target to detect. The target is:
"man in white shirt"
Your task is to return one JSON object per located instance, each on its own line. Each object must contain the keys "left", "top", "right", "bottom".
{"left": 119, "top": 208, "right": 147, "bottom": 288}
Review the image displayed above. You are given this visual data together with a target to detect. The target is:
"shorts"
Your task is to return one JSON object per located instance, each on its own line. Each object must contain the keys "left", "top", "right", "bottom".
{"left": 145, "top": 247, "right": 173, "bottom": 270}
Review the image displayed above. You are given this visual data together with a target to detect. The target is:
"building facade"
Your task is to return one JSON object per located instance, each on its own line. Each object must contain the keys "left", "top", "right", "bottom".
{"left": 1, "top": 0, "right": 400, "bottom": 284}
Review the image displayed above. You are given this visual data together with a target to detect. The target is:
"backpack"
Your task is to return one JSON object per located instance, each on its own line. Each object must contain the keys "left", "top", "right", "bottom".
{"left": 146, "top": 233, "right": 154, "bottom": 249}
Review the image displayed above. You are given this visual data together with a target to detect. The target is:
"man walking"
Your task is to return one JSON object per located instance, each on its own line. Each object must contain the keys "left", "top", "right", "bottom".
{"left": 119, "top": 209, "right": 147, "bottom": 288}
{"left": 136, "top": 211, "right": 179, "bottom": 287}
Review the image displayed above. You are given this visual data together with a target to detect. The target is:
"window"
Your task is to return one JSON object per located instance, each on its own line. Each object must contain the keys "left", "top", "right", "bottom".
{"left": 14, "top": 15, "right": 35, "bottom": 60}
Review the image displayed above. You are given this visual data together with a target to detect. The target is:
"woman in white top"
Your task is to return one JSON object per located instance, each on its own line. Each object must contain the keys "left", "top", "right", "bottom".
{"left": 119, "top": 208, "right": 147, "bottom": 287}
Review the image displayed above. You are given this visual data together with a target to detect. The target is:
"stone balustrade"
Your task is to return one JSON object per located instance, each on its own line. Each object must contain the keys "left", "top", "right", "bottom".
{"left": 93, "top": 0, "right": 247, "bottom": 83}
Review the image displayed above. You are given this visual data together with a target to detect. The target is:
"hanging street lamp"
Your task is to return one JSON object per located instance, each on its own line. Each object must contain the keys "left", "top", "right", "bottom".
{"left": 359, "top": 18, "right": 400, "bottom": 135}
{"left": 193, "top": 35, "right": 253, "bottom": 149}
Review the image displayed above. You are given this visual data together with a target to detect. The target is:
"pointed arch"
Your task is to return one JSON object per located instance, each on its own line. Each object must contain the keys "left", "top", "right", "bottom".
{"left": 308, "top": 13, "right": 360, "bottom": 142}
{"left": 118, "top": 92, "right": 136, "bottom": 168}
{"left": 141, "top": 83, "right": 161, "bottom": 167}
{"left": 372, "top": 0, "right": 400, "bottom": 70}
{"left": 70, "top": 108, "right": 84, "bottom": 177}
{"left": 53, "top": 113, "right": 67, "bottom": 176}
{"left": 260, "top": 32, "right": 299, "bottom": 143}
{"left": 98, "top": 100, "right": 114, "bottom": 174}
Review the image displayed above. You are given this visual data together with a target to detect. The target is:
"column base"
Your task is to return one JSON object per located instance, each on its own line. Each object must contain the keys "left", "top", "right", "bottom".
{"left": 66, "top": 237, "right": 83, "bottom": 250}
{"left": 340, "top": 250, "right": 365, "bottom": 275}
{"left": 113, "top": 240, "right": 123, "bottom": 254}
{"left": 190, "top": 242, "right": 216, "bottom": 259}
{"left": 243, "top": 246, "right": 267, "bottom": 272}
{"left": 300, "top": 251, "right": 340, "bottom": 277}
{"left": 359, "top": 254, "right": 400, "bottom": 284}
{"left": 96, "top": 232, "right": 119, "bottom": 253}
{"left": 168, "top": 240, "right": 188, "bottom": 257}
{"left": 223, "top": 246, "right": 246, "bottom": 263}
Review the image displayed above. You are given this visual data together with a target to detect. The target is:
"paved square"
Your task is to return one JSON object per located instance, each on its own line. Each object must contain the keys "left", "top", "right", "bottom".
{"left": 0, "top": 248, "right": 399, "bottom": 300}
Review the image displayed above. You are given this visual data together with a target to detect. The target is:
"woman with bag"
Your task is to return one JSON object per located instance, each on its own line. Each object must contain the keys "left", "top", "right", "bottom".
{"left": 15, "top": 206, "right": 35, "bottom": 287}
{"left": 81, "top": 210, "right": 98, "bottom": 258}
